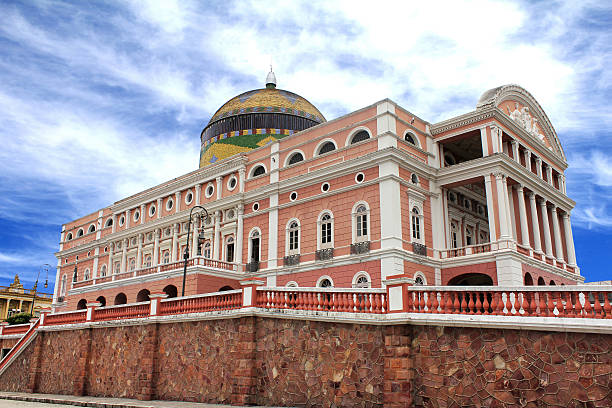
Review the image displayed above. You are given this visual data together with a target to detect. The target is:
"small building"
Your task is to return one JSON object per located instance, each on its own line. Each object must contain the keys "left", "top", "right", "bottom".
{"left": 0, "top": 275, "right": 53, "bottom": 318}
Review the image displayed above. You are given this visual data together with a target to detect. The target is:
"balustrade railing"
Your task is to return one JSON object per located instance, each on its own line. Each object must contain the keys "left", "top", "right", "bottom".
{"left": 406, "top": 286, "right": 612, "bottom": 318}
{"left": 256, "top": 288, "right": 387, "bottom": 314}
{"left": 158, "top": 290, "right": 242, "bottom": 315}
{"left": 1, "top": 324, "right": 31, "bottom": 336}
{"left": 93, "top": 302, "right": 150, "bottom": 321}
{"left": 44, "top": 310, "right": 87, "bottom": 326}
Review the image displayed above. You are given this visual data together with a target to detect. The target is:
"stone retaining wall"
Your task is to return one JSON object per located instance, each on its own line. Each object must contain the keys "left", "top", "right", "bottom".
{"left": 0, "top": 317, "right": 610, "bottom": 407}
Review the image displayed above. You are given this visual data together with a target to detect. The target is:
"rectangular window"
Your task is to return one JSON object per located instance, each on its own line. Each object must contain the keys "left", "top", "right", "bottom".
{"left": 322, "top": 223, "right": 331, "bottom": 244}
{"left": 357, "top": 215, "right": 368, "bottom": 237}
{"left": 289, "top": 230, "right": 298, "bottom": 251}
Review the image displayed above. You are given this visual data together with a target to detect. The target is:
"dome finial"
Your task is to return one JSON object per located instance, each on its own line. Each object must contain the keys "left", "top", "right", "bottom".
{"left": 266, "top": 65, "right": 277, "bottom": 89}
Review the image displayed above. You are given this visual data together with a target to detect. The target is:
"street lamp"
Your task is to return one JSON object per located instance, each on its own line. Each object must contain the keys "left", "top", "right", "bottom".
{"left": 182, "top": 205, "right": 209, "bottom": 297}
{"left": 30, "top": 264, "right": 49, "bottom": 315}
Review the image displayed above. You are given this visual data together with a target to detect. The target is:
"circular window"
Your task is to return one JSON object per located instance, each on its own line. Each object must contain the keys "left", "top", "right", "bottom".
{"left": 252, "top": 202, "right": 260, "bottom": 212}
{"left": 226, "top": 209, "right": 235, "bottom": 220}
{"left": 321, "top": 182, "right": 330, "bottom": 192}
{"left": 227, "top": 176, "right": 238, "bottom": 191}
{"left": 149, "top": 204, "right": 156, "bottom": 217}
{"left": 133, "top": 210, "right": 140, "bottom": 222}
{"left": 411, "top": 173, "right": 419, "bottom": 184}
{"left": 166, "top": 198, "right": 174, "bottom": 211}
{"left": 205, "top": 183, "right": 214, "bottom": 198}
{"left": 290, "top": 191, "right": 298, "bottom": 202}
{"left": 185, "top": 191, "right": 193, "bottom": 205}
{"left": 355, "top": 172, "right": 365, "bottom": 183}
{"left": 119, "top": 216, "right": 125, "bottom": 226}
{"left": 104, "top": 246, "right": 108, "bottom": 253}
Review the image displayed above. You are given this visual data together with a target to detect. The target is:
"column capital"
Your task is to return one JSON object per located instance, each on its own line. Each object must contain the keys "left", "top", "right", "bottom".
{"left": 562, "top": 212, "right": 570, "bottom": 220}
{"left": 535, "top": 156, "right": 542, "bottom": 164}
{"left": 122, "top": 238, "right": 128, "bottom": 245}
{"left": 493, "top": 172, "right": 504, "bottom": 180}
{"left": 138, "top": 233, "right": 144, "bottom": 243}
{"left": 527, "top": 191, "right": 536, "bottom": 200}
{"left": 237, "top": 204, "right": 244, "bottom": 215}
{"left": 514, "top": 184, "right": 524, "bottom": 192}
{"left": 216, "top": 176, "right": 223, "bottom": 183}
{"left": 510, "top": 139, "right": 518, "bottom": 147}
{"left": 173, "top": 223, "right": 180, "bottom": 232}
{"left": 537, "top": 197, "right": 548, "bottom": 207}
{"left": 195, "top": 182, "right": 201, "bottom": 188}
{"left": 109, "top": 242, "right": 115, "bottom": 250}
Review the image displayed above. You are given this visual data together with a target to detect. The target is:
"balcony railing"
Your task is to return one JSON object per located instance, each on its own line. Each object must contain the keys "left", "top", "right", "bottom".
{"left": 283, "top": 254, "right": 300, "bottom": 266}
{"left": 315, "top": 248, "right": 334, "bottom": 261}
{"left": 350, "top": 241, "right": 370, "bottom": 254}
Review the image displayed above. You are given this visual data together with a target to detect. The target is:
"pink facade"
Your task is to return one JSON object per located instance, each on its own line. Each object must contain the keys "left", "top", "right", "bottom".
{"left": 53, "top": 83, "right": 582, "bottom": 312}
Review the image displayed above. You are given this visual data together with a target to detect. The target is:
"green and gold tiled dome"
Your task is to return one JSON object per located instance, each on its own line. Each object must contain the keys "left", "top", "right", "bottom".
{"left": 199, "top": 70, "right": 326, "bottom": 167}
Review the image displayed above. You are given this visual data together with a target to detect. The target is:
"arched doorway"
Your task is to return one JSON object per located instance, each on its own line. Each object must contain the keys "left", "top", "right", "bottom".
{"left": 137, "top": 289, "right": 151, "bottom": 302}
{"left": 219, "top": 286, "right": 233, "bottom": 292}
{"left": 524, "top": 272, "right": 534, "bottom": 286}
{"left": 163, "top": 285, "right": 178, "bottom": 298}
{"left": 96, "top": 296, "right": 106, "bottom": 307}
{"left": 448, "top": 273, "right": 493, "bottom": 286}
{"left": 114, "top": 293, "right": 127, "bottom": 305}
{"left": 537, "top": 277, "right": 545, "bottom": 286}
{"left": 76, "top": 299, "right": 87, "bottom": 310}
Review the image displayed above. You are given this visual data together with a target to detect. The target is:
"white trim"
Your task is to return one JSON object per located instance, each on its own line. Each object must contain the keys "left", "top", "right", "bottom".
{"left": 285, "top": 281, "right": 299, "bottom": 288}
{"left": 289, "top": 191, "right": 298, "bottom": 202}
{"left": 403, "top": 130, "right": 421, "bottom": 148}
{"left": 87, "top": 224, "right": 96, "bottom": 234}
{"left": 316, "top": 275, "right": 334, "bottom": 287}
{"left": 148, "top": 203, "right": 156, "bottom": 217}
{"left": 413, "top": 271, "right": 427, "bottom": 285}
{"left": 316, "top": 210, "right": 334, "bottom": 250}
{"left": 133, "top": 209, "right": 140, "bottom": 223}
{"left": 76, "top": 228, "right": 84, "bottom": 237}
{"left": 205, "top": 182, "right": 215, "bottom": 198}
{"left": 184, "top": 189, "right": 194, "bottom": 205}
{"left": 285, "top": 218, "right": 301, "bottom": 256}
{"left": 352, "top": 201, "right": 371, "bottom": 243}
{"left": 355, "top": 172, "right": 365, "bottom": 184}
{"left": 284, "top": 149, "right": 306, "bottom": 167}
{"left": 252, "top": 202, "right": 260, "bottom": 212}
{"left": 314, "top": 138, "right": 338, "bottom": 156}
{"left": 247, "top": 227, "right": 262, "bottom": 263}
{"left": 320, "top": 182, "right": 330, "bottom": 193}
{"left": 226, "top": 175, "right": 238, "bottom": 191}
{"left": 345, "top": 126, "right": 372, "bottom": 146}
{"left": 165, "top": 197, "right": 174, "bottom": 212}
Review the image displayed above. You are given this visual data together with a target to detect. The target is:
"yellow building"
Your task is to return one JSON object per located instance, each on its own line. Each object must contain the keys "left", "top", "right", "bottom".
{"left": 0, "top": 275, "right": 53, "bottom": 319}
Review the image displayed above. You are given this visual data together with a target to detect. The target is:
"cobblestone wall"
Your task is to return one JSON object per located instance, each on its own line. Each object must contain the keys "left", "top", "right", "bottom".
{"left": 0, "top": 318, "right": 610, "bottom": 407}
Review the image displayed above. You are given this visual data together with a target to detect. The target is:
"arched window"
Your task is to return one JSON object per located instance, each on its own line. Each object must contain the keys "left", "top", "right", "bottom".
{"left": 414, "top": 272, "right": 427, "bottom": 285}
{"left": 66, "top": 232, "right": 73, "bottom": 241}
{"left": 352, "top": 272, "right": 371, "bottom": 288}
{"left": 100, "top": 265, "right": 107, "bottom": 278}
{"left": 113, "top": 261, "right": 120, "bottom": 274}
{"left": 144, "top": 255, "right": 152, "bottom": 267}
{"left": 225, "top": 236, "right": 235, "bottom": 262}
{"left": 318, "top": 277, "right": 333, "bottom": 288}
{"left": 96, "top": 296, "right": 106, "bottom": 307}
{"left": 128, "top": 258, "right": 136, "bottom": 271}
{"left": 287, "top": 152, "right": 304, "bottom": 165}
{"left": 350, "top": 130, "right": 370, "bottom": 144}
{"left": 137, "top": 289, "right": 150, "bottom": 302}
{"left": 105, "top": 218, "right": 113, "bottom": 228}
{"left": 404, "top": 132, "right": 418, "bottom": 146}
{"left": 84, "top": 268, "right": 90, "bottom": 281}
{"left": 317, "top": 141, "right": 336, "bottom": 155}
{"left": 203, "top": 242, "right": 211, "bottom": 259}
{"left": 162, "top": 251, "right": 170, "bottom": 264}
{"left": 77, "top": 228, "right": 84, "bottom": 237}
{"left": 524, "top": 273, "right": 534, "bottom": 286}
{"left": 88, "top": 224, "right": 96, "bottom": 234}
{"left": 114, "top": 293, "right": 127, "bottom": 305}
{"left": 219, "top": 286, "right": 234, "bottom": 291}
{"left": 354, "top": 204, "right": 369, "bottom": 242}
{"left": 72, "top": 268, "right": 78, "bottom": 283}
{"left": 76, "top": 299, "right": 87, "bottom": 310}
{"left": 249, "top": 229, "right": 260, "bottom": 263}
{"left": 319, "top": 212, "right": 334, "bottom": 249}
{"left": 163, "top": 285, "right": 178, "bottom": 298}
{"left": 479, "top": 231, "right": 488, "bottom": 244}
{"left": 451, "top": 222, "right": 459, "bottom": 248}
{"left": 287, "top": 220, "right": 300, "bottom": 255}
{"left": 411, "top": 207, "right": 421, "bottom": 241}
{"left": 537, "top": 277, "right": 545, "bottom": 286}
{"left": 251, "top": 165, "right": 266, "bottom": 177}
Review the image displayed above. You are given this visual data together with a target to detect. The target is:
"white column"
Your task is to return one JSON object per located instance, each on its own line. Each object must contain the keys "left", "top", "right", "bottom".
{"left": 563, "top": 212, "right": 577, "bottom": 266}
{"left": 136, "top": 233, "right": 143, "bottom": 269}
{"left": 510, "top": 140, "right": 520, "bottom": 162}
{"left": 239, "top": 168, "right": 246, "bottom": 193}
{"left": 111, "top": 214, "right": 117, "bottom": 233}
{"left": 506, "top": 178, "right": 517, "bottom": 241}
{"left": 195, "top": 183, "right": 201, "bottom": 205}
{"left": 92, "top": 247, "right": 100, "bottom": 278}
{"left": 535, "top": 157, "right": 543, "bottom": 178}
{"left": 120, "top": 238, "right": 128, "bottom": 272}
{"left": 551, "top": 205, "right": 564, "bottom": 262}
{"left": 267, "top": 194, "right": 279, "bottom": 273}
{"left": 175, "top": 192, "right": 181, "bottom": 214}
{"left": 140, "top": 204, "right": 145, "bottom": 225}
{"left": 216, "top": 176, "right": 223, "bottom": 200}
{"left": 516, "top": 186, "right": 530, "bottom": 247}
{"left": 483, "top": 175, "right": 497, "bottom": 240}
{"left": 480, "top": 127, "right": 489, "bottom": 157}
{"left": 546, "top": 165, "right": 553, "bottom": 185}
{"left": 236, "top": 205, "right": 244, "bottom": 268}
{"left": 107, "top": 242, "right": 114, "bottom": 274}
{"left": 125, "top": 209, "right": 130, "bottom": 228}
{"left": 556, "top": 175, "right": 564, "bottom": 193}
{"left": 495, "top": 173, "right": 511, "bottom": 239}
{"left": 213, "top": 210, "right": 221, "bottom": 260}
{"left": 191, "top": 218, "right": 198, "bottom": 258}
{"left": 528, "top": 193, "right": 542, "bottom": 253}
{"left": 171, "top": 223, "right": 179, "bottom": 261}
{"left": 378, "top": 160, "right": 404, "bottom": 281}
{"left": 157, "top": 198, "right": 162, "bottom": 219}
{"left": 153, "top": 229, "right": 160, "bottom": 265}
{"left": 523, "top": 150, "right": 532, "bottom": 171}
{"left": 561, "top": 175, "right": 567, "bottom": 194}
{"left": 539, "top": 199, "right": 553, "bottom": 257}
{"left": 490, "top": 125, "right": 502, "bottom": 153}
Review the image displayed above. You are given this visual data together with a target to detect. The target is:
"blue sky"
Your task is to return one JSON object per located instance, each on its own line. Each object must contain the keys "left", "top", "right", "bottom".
{"left": 0, "top": 0, "right": 610, "bottom": 290}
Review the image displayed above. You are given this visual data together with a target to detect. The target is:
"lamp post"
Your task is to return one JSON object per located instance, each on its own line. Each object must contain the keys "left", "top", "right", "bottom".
{"left": 182, "top": 205, "right": 209, "bottom": 297}
{"left": 30, "top": 264, "right": 49, "bottom": 315}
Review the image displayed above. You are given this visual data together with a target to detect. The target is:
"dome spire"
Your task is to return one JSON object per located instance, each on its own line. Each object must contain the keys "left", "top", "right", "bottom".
{"left": 266, "top": 65, "right": 277, "bottom": 89}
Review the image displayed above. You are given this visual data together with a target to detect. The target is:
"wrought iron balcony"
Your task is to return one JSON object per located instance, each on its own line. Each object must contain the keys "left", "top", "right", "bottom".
{"left": 283, "top": 254, "right": 301, "bottom": 266}
{"left": 350, "top": 241, "right": 370, "bottom": 255}
{"left": 245, "top": 260, "right": 260, "bottom": 273}
{"left": 412, "top": 242, "right": 427, "bottom": 256}
{"left": 315, "top": 248, "right": 334, "bottom": 261}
